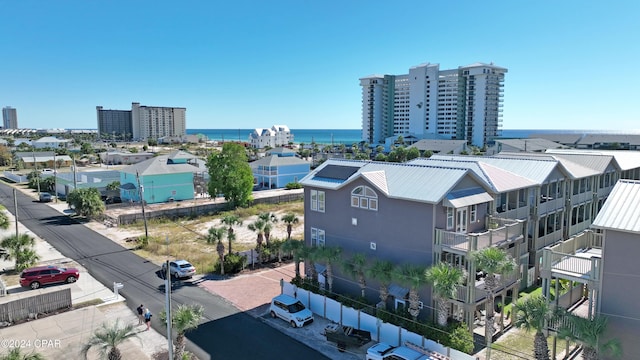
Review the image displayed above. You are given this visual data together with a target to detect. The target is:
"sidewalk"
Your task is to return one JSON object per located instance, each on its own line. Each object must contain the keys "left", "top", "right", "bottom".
{"left": 0, "top": 189, "right": 168, "bottom": 360}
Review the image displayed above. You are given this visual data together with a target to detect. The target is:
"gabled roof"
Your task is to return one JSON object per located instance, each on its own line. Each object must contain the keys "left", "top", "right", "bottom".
{"left": 409, "top": 158, "right": 538, "bottom": 192}
{"left": 546, "top": 149, "right": 640, "bottom": 171}
{"left": 407, "top": 139, "right": 467, "bottom": 153}
{"left": 592, "top": 179, "right": 640, "bottom": 234}
{"left": 429, "top": 154, "right": 562, "bottom": 184}
{"left": 251, "top": 155, "right": 310, "bottom": 167}
{"left": 300, "top": 159, "right": 489, "bottom": 204}
{"left": 497, "top": 152, "right": 600, "bottom": 179}
{"left": 266, "top": 147, "right": 296, "bottom": 156}
{"left": 120, "top": 155, "right": 200, "bottom": 176}
{"left": 167, "top": 149, "right": 196, "bottom": 160}
{"left": 495, "top": 138, "right": 566, "bottom": 152}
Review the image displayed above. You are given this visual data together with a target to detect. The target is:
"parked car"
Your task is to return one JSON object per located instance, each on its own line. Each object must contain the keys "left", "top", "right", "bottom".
{"left": 366, "top": 342, "right": 445, "bottom": 360}
{"left": 161, "top": 260, "right": 196, "bottom": 279}
{"left": 20, "top": 265, "right": 80, "bottom": 290}
{"left": 39, "top": 192, "right": 53, "bottom": 202}
{"left": 324, "top": 323, "right": 371, "bottom": 352}
{"left": 269, "top": 294, "right": 314, "bottom": 328}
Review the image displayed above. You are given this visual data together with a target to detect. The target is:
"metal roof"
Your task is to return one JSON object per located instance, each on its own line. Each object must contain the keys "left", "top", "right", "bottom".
{"left": 120, "top": 155, "right": 200, "bottom": 176}
{"left": 251, "top": 155, "right": 310, "bottom": 167}
{"left": 592, "top": 179, "right": 640, "bottom": 233}
{"left": 497, "top": 152, "right": 600, "bottom": 179}
{"left": 546, "top": 149, "right": 640, "bottom": 171}
{"left": 410, "top": 158, "right": 538, "bottom": 191}
{"left": 429, "top": 154, "right": 560, "bottom": 184}
{"left": 495, "top": 138, "right": 566, "bottom": 152}
{"left": 300, "top": 159, "right": 476, "bottom": 204}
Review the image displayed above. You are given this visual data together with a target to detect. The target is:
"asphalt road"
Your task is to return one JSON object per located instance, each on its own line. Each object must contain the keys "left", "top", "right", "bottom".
{"left": 0, "top": 183, "right": 328, "bottom": 360}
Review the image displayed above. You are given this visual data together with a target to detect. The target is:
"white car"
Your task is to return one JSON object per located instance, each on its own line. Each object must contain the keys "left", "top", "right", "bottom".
{"left": 161, "top": 260, "right": 196, "bottom": 279}
{"left": 269, "top": 294, "right": 314, "bottom": 328}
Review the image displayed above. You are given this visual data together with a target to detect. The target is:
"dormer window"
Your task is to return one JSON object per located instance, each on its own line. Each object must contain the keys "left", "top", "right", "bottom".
{"left": 351, "top": 186, "right": 378, "bottom": 211}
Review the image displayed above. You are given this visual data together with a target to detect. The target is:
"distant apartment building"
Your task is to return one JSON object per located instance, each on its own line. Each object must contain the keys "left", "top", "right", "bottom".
{"left": 249, "top": 125, "right": 294, "bottom": 149}
{"left": 132, "top": 102, "right": 186, "bottom": 140}
{"left": 360, "top": 62, "right": 506, "bottom": 148}
{"left": 96, "top": 102, "right": 186, "bottom": 141}
{"left": 96, "top": 106, "right": 133, "bottom": 140}
{"left": 2, "top": 106, "right": 18, "bottom": 129}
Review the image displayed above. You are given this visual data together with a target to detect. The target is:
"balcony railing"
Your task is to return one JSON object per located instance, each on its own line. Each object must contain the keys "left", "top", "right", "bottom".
{"left": 541, "top": 247, "right": 601, "bottom": 282}
{"left": 454, "top": 273, "right": 519, "bottom": 303}
{"left": 435, "top": 219, "right": 524, "bottom": 252}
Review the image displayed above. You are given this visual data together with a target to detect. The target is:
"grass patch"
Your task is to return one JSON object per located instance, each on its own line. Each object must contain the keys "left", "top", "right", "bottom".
{"left": 491, "top": 328, "right": 570, "bottom": 360}
{"left": 125, "top": 200, "right": 304, "bottom": 275}
{"left": 74, "top": 298, "right": 105, "bottom": 309}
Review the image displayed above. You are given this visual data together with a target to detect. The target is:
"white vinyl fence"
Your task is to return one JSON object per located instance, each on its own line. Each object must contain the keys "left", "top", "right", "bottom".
{"left": 281, "top": 282, "right": 475, "bottom": 360}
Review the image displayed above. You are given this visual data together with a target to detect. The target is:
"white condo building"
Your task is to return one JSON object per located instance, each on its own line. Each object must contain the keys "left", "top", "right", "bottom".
{"left": 131, "top": 102, "right": 186, "bottom": 140}
{"left": 360, "top": 62, "right": 506, "bottom": 147}
{"left": 249, "top": 125, "right": 294, "bottom": 149}
{"left": 2, "top": 106, "right": 18, "bottom": 129}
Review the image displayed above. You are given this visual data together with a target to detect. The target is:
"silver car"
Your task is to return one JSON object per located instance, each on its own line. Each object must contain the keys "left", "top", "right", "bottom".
{"left": 161, "top": 260, "right": 196, "bottom": 279}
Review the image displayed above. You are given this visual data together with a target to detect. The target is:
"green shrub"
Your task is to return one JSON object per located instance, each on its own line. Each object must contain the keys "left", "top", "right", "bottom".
{"left": 215, "top": 253, "right": 247, "bottom": 274}
{"left": 285, "top": 182, "right": 303, "bottom": 190}
{"left": 448, "top": 323, "right": 474, "bottom": 354}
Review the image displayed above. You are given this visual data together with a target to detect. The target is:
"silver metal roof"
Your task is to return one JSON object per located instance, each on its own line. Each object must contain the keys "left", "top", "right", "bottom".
{"left": 592, "top": 179, "right": 640, "bottom": 233}
{"left": 430, "top": 154, "right": 560, "bottom": 184}
{"left": 546, "top": 149, "right": 640, "bottom": 171}
{"left": 300, "top": 159, "right": 476, "bottom": 204}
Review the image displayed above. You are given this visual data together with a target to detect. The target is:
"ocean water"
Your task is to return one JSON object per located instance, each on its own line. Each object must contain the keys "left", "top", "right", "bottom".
{"left": 187, "top": 128, "right": 640, "bottom": 145}
{"left": 187, "top": 128, "right": 362, "bottom": 145}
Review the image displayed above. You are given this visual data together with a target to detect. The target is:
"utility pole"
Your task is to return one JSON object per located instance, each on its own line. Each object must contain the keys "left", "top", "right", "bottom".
{"left": 72, "top": 154, "right": 78, "bottom": 190}
{"left": 13, "top": 188, "right": 19, "bottom": 238}
{"left": 136, "top": 171, "right": 149, "bottom": 239}
{"left": 165, "top": 259, "right": 174, "bottom": 359}
{"left": 32, "top": 151, "right": 41, "bottom": 196}
{"left": 165, "top": 236, "right": 173, "bottom": 359}
{"left": 53, "top": 153, "right": 58, "bottom": 203}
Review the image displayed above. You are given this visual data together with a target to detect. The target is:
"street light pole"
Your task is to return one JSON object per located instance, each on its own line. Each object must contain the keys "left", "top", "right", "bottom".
{"left": 165, "top": 236, "right": 173, "bottom": 359}
{"left": 32, "top": 151, "right": 40, "bottom": 196}
{"left": 136, "top": 171, "right": 149, "bottom": 239}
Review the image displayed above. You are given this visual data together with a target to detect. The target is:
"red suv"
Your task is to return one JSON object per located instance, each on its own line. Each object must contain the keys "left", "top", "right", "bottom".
{"left": 20, "top": 265, "right": 80, "bottom": 290}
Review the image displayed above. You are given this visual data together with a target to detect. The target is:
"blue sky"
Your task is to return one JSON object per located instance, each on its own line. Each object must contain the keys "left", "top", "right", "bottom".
{"left": 2, "top": 1, "right": 639, "bottom": 130}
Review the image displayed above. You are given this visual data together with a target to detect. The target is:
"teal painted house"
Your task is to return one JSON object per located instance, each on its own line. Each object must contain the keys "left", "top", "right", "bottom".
{"left": 120, "top": 151, "right": 200, "bottom": 204}
{"left": 251, "top": 147, "right": 310, "bottom": 189}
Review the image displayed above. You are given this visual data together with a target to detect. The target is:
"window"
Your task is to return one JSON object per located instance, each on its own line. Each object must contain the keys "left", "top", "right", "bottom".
{"left": 351, "top": 186, "right": 378, "bottom": 211}
{"left": 310, "top": 228, "right": 325, "bottom": 247}
{"left": 470, "top": 204, "right": 477, "bottom": 223}
{"left": 310, "top": 190, "right": 325, "bottom": 213}
{"left": 446, "top": 207, "right": 454, "bottom": 230}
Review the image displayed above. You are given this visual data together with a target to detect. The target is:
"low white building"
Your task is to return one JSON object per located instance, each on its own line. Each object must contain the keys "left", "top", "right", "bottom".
{"left": 32, "top": 136, "right": 71, "bottom": 149}
{"left": 249, "top": 125, "right": 294, "bottom": 149}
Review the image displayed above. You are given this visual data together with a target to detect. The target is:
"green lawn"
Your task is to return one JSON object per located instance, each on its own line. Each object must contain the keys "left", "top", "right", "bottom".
{"left": 492, "top": 328, "right": 570, "bottom": 360}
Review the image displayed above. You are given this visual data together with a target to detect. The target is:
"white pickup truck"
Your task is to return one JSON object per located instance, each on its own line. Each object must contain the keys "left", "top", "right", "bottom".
{"left": 365, "top": 342, "right": 449, "bottom": 360}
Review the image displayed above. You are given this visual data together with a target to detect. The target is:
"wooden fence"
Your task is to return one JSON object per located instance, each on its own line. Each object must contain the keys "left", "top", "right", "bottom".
{"left": 0, "top": 288, "right": 72, "bottom": 323}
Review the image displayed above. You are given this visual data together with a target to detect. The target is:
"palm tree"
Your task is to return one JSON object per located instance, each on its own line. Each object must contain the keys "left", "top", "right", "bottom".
{"left": 343, "top": 253, "right": 368, "bottom": 298}
{"left": 425, "top": 263, "right": 465, "bottom": 327}
{"left": 393, "top": 263, "right": 427, "bottom": 320}
{"left": 318, "top": 246, "right": 342, "bottom": 292}
{"left": 247, "top": 219, "right": 267, "bottom": 262}
{"left": 470, "top": 247, "right": 517, "bottom": 351}
{"left": 367, "top": 259, "right": 394, "bottom": 310}
{"left": 0, "top": 233, "right": 40, "bottom": 271}
{"left": 282, "top": 239, "right": 304, "bottom": 277}
{"left": 220, "top": 214, "right": 242, "bottom": 255}
{"left": 280, "top": 213, "right": 299, "bottom": 240}
{"left": 557, "top": 314, "right": 622, "bottom": 360}
{"left": 513, "top": 295, "right": 562, "bottom": 360}
{"left": 258, "top": 212, "right": 278, "bottom": 245}
{"left": 0, "top": 348, "right": 44, "bottom": 360}
{"left": 80, "top": 320, "right": 140, "bottom": 360}
{"left": 301, "top": 245, "right": 320, "bottom": 283}
{"left": 206, "top": 226, "right": 225, "bottom": 245}
{"left": 161, "top": 304, "right": 205, "bottom": 360}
